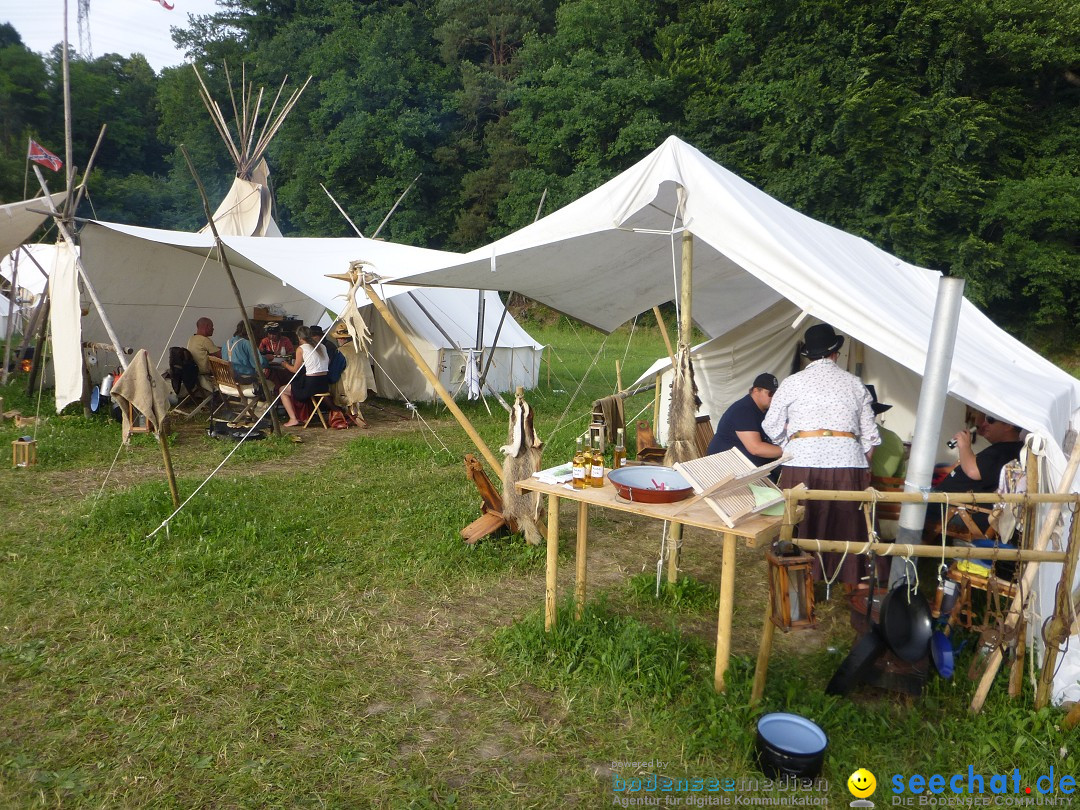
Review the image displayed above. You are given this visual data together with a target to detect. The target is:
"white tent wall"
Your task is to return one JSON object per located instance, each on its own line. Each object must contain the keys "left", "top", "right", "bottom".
{"left": 393, "top": 136, "right": 1080, "bottom": 704}
{"left": 646, "top": 301, "right": 967, "bottom": 448}
{"left": 73, "top": 222, "right": 542, "bottom": 401}
{"left": 1, "top": 243, "right": 62, "bottom": 305}
{"left": 362, "top": 289, "right": 543, "bottom": 402}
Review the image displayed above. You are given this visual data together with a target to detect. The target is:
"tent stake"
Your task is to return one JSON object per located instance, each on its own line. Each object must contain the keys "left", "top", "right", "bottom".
{"left": 363, "top": 277, "right": 504, "bottom": 482}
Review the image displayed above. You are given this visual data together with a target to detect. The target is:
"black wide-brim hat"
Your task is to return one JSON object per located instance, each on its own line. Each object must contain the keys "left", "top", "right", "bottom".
{"left": 865, "top": 384, "right": 893, "bottom": 414}
{"left": 801, "top": 323, "right": 845, "bottom": 359}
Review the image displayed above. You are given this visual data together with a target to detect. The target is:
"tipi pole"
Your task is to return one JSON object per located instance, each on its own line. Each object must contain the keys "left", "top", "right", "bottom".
{"left": 363, "top": 278, "right": 504, "bottom": 481}
{"left": 180, "top": 146, "right": 281, "bottom": 436}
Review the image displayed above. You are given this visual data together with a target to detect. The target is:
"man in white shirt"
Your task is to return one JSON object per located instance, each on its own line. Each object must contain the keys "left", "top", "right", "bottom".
{"left": 763, "top": 323, "right": 881, "bottom": 589}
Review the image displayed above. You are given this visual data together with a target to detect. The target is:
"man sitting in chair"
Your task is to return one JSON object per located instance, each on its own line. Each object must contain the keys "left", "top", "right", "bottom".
{"left": 929, "top": 415, "right": 1025, "bottom": 541}
{"left": 938, "top": 416, "right": 1024, "bottom": 495}
{"left": 186, "top": 316, "right": 221, "bottom": 394}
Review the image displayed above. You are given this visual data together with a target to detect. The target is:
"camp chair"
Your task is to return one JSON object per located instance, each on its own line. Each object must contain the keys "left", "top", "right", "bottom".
{"left": 168, "top": 347, "right": 211, "bottom": 417}
{"left": 207, "top": 356, "right": 259, "bottom": 425}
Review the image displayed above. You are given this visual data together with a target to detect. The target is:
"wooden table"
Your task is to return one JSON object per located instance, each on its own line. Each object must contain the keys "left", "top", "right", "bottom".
{"left": 517, "top": 478, "right": 787, "bottom": 692}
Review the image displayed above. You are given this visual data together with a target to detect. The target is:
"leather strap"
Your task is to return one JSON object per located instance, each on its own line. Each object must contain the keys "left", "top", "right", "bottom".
{"left": 791, "top": 429, "right": 857, "bottom": 439}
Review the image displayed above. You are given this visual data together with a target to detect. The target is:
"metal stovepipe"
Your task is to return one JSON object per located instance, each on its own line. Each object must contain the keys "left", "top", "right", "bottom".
{"left": 890, "top": 275, "right": 966, "bottom": 584}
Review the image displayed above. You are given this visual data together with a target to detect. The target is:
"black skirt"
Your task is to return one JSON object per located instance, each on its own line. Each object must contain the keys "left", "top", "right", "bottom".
{"left": 292, "top": 373, "right": 329, "bottom": 403}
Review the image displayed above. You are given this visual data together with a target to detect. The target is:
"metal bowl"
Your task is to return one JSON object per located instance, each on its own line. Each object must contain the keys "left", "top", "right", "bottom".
{"left": 607, "top": 466, "right": 693, "bottom": 503}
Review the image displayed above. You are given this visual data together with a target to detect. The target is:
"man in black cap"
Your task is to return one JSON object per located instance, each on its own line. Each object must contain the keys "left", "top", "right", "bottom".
{"left": 762, "top": 323, "right": 880, "bottom": 588}
{"left": 707, "top": 372, "right": 783, "bottom": 468}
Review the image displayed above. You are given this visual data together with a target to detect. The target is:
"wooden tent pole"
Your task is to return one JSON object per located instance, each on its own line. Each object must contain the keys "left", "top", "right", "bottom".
{"left": 1035, "top": 505, "right": 1080, "bottom": 708}
{"left": 969, "top": 438, "right": 1080, "bottom": 713}
{"left": 363, "top": 278, "right": 504, "bottom": 482}
{"left": 653, "top": 306, "right": 675, "bottom": 368}
{"left": 679, "top": 231, "right": 693, "bottom": 348}
{"left": 179, "top": 146, "right": 280, "bottom": 436}
{"left": 158, "top": 418, "right": 181, "bottom": 509}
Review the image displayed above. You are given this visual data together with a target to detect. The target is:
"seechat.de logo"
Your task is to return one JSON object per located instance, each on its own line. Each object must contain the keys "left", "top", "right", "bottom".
{"left": 848, "top": 767, "right": 877, "bottom": 807}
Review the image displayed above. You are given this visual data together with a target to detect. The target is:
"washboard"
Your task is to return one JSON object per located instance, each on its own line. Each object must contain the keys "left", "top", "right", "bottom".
{"left": 673, "top": 449, "right": 789, "bottom": 528}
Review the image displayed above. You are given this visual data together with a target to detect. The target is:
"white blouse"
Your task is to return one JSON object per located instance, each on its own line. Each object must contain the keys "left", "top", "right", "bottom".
{"left": 762, "top": 359, "right": 880, "bottom": 469}
{"left": 299, "top": 343, "right": 329, "bottom": 375}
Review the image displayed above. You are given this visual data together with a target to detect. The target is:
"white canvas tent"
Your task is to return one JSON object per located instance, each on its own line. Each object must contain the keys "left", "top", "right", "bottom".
{"left": 0, "top": 193, "right": 66, "bottom": 260}
{"left": 393, "top": 135, "right": 1080, "bottom": 703}
{"left": 75, "top": 221, "right": 543, "bottom": 402}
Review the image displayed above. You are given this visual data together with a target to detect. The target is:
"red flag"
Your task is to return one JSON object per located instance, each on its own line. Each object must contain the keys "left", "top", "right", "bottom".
{"left": 28, "top": 140, "right": 63, "bottom": 172}
{"left": 153, "top": 0, "right": 175, "bottom": 9}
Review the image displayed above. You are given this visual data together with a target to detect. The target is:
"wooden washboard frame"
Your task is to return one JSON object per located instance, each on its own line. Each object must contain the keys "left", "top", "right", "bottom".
{"left": 673, "top": 449, "right": 789, "bottom": 528}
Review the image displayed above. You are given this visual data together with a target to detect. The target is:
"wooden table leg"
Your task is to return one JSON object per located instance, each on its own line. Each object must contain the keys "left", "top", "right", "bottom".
{"left": 751, "top": 590, "right": 776, "bottom": 704}
{"left": 575, "top": 501, "right": 589, "bottom": 620}
{"left": 666, "top": 522, "right": 682, "bottom": 584}
{"left": 545, "top": 493, "right": 560, "bottom": 632}
{"left": 714, "top": 531, "right": 738, "bottom": 692}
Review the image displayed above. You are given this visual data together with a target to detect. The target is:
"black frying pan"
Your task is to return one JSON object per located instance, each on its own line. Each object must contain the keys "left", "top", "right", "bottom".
{"left": 878, "top": 584, "right": 933, "bottom": 662}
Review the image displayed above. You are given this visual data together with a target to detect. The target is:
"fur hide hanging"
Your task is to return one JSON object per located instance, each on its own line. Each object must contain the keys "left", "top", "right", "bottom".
{"left": 664, "top": 345, "right": 701, "bottom": 467}
{"left": 501, "top": 394, "right": 545, "bottom": 545}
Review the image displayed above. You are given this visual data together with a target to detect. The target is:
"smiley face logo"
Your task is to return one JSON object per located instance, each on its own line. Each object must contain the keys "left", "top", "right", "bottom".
{"left": 848, "top": 768, "right": 877, "bottom": 798}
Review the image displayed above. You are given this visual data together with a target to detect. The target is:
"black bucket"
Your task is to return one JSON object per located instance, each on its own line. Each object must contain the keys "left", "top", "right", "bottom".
{"left": 755, "top": 712, "right": 828, "bottom": 780}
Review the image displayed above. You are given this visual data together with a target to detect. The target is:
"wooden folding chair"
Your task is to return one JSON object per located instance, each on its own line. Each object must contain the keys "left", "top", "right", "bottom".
{"left": 207, "top": 356, "right": 259, "bottom": 425}
{"left": 168, "top": 347, "right": 212, "bottom": 417}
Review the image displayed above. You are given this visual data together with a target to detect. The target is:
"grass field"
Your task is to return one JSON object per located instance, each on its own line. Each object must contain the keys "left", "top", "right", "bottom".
{"left": 1, "top": 318, "right": 1077, "bottom": 808}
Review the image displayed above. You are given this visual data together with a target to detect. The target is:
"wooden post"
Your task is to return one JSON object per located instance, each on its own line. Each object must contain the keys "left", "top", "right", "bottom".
{"left": 179, "top": 146, "right": 280, "bottom": 436}
{"left": 615, "top": 359, "right": 622, "bottom": 393}
{"left": 545, "top": 493, "right": 559, "bottom": 631}
{"left": 714, "top": 530, "right": 737, "bottom": 692}
{"left": 1035, "top": 509, "right": 1080, "bottom": 708}
{"left": 970, "top": 439, "right": 1080, "bottom": 713}
{"left": 666, "top": 522, "right": 682, "bottom": 584}
{"left": 751, "top": 492, "right": 798, "bottom": 702}
{"left": 575, "top": 502, "right": 588, "bottom": 620}
{"left": 653, "top": 306, "right": 675, "bottom": 369}
{"left": 157, "top": 418, "right": 181, "bottom": 509}
{"left": 678, "top": 230, "right": 693, "bottom": 348}
{"left": 363, "top": 278, "right": 504, "bottom": 481}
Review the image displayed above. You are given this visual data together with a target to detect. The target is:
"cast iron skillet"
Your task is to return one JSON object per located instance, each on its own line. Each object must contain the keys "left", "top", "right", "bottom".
{"left": 878, "top": 584, "right": 933, "bottom": 662}
{"left": 825, "top": 629, "right": 886, "bottom": 695}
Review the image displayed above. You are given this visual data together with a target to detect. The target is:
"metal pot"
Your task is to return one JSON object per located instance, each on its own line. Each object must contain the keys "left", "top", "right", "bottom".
{"left": 755, "top": 712, "right": 828, "bottom": 780}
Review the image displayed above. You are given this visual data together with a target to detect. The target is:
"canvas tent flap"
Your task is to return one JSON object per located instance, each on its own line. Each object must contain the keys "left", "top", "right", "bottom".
{"left": 0, "top": 193, "right": 66, "bottom": 258}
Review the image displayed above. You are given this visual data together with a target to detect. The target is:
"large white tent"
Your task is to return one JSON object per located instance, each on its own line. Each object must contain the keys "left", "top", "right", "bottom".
{"left": 75, "top": 221, "right": 543, "bottom": 402}
{"left": 393, "top": 135, "right": 1080, "bottom": 703}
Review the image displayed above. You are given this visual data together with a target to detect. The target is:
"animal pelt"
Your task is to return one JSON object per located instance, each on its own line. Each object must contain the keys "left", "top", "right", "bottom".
{"left": 501, "top": 394, "right": 545, "bottom": 545}
{"left": 664, "top": 345, "right": 701, "bottom": 466}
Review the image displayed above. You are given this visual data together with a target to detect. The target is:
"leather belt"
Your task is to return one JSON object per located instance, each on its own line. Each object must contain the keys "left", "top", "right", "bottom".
{"left": 791, "top": 429, "right": 857, "bottom": 439}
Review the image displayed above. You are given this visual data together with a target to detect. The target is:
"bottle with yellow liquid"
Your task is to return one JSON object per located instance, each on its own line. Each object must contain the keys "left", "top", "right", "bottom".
{"left": 582, "top": 436, "right": 594, "bottom": 487}
{"left": 613, "top": 427, "right": 626, "bottom": 470}
{"left": 590, "top": 429, "right": 605, "bottom": 487}
{"left": 572, "top": 437, "right": 586, "bottom": 490}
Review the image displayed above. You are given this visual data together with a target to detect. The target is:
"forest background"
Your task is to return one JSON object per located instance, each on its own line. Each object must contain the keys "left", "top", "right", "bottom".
{"left": 1, "top": 0, "right": 1077, "bottom": 350}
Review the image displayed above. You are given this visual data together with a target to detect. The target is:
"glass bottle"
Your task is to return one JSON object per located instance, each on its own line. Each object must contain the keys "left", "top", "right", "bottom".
{"left": 582, "top": 435, "right": 593, "bottom": 487}
{"left": 613, "top": 428, "right": 626, "bottom": 470}
{"left": 572, "top": 437, "right": 586, "bottom": 490}
{"left": 590, "top": 429, "right": 605, "bottom": 487}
